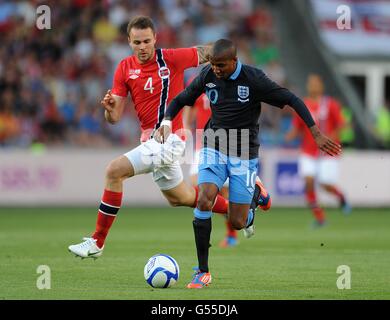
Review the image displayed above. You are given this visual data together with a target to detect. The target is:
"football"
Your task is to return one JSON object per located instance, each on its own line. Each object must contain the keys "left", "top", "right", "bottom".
{"left": 144, "top": 254, "right": 179, "bottom": 288}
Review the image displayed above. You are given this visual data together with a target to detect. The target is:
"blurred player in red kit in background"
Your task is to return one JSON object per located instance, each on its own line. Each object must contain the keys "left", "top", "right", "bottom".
{"left": 286, "top": 74, "right": 351, "bottom": 227}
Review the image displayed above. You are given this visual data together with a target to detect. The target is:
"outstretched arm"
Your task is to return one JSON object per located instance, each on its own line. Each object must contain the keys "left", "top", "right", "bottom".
{"left": 287, "top": 96, "right": 342, "bottom": 156}
{"left": 153, "top": 92, "right": 196, "bottom": 143}
{"left": 154, "top": 73, "right": 205, "bottom": 143}
{"left": 256, "top": 71, "right": 342, "bottom": 156}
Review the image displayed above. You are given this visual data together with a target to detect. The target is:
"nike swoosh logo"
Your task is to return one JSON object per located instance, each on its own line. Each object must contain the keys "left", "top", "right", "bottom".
{"left": 87, "top": 250, "right": 100, "bottom": 256}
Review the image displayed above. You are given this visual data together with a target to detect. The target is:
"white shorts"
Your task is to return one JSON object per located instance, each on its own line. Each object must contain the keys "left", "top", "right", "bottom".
{"left": 298, "top": 155, "right": 339, "bottom": 185}
{"left": 124, "top": 134, "right": 185, "bottom": 190}
{"left": 189, "top": 149, "right": 229, "bottom": 187}
{"left": 189, "top": 149, "right": 201, "bottom": 176}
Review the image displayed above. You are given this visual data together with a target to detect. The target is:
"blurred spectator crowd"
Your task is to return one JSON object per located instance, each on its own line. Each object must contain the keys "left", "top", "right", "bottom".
{"left": 1, "top": 0, "right": 387, "bottom": 150}
{"left": 0, "top": 0, "right": 296, "bottom": 149}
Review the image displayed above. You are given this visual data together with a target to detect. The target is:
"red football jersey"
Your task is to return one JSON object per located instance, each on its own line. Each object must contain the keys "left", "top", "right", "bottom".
{"left": 111, "top": 48, "right": 199, "bottom": 142}
{"left": 292, "top": 96, "right": 344, "bottom": 157}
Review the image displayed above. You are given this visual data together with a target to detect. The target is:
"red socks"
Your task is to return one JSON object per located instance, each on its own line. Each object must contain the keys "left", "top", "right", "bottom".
{"left": 305, "top": 190, "right": 317, "bottom": 206}
{"left": 306, "top": 190, "right": 325, "bottom": 223}
{"left": 312, "top": 207, "right": 325, "bottom": 223}
{"left": 192, "top": 186, "right": 199, "bottom": 208}
{"left": 92, "top": 189, "right": 122, "bottom": 248}
{"left": 212, "top": 195, "right": 229, "bottom": 214}
{"left": 225, "top": 219, "right": 237, "bottom": 238}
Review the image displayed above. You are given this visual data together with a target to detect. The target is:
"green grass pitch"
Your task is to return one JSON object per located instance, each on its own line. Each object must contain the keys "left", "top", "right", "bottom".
{"left": 0, "top": 207, "right": 389, "bottom": 300}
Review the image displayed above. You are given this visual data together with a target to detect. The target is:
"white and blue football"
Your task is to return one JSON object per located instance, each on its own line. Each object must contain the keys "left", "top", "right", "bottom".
{"left": 144, "top": 254, "right": 179, "bottom": 288}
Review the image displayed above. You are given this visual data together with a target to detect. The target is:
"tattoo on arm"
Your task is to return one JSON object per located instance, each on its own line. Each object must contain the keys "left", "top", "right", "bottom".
{"left": 196, "top": 45, "right": 211, "bottom": 64}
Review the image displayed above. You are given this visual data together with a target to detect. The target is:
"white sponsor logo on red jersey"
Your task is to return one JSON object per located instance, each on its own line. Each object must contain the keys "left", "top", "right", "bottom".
{"left": 128, "top": 69, "right": 141, "bottom": 79}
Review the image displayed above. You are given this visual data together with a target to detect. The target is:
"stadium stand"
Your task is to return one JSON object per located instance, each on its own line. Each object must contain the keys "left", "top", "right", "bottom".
{"left": 0, "top": 0, "right": 389, "bottom": 150}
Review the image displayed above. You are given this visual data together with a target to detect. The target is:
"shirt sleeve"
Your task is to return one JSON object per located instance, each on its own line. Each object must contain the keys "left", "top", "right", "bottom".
{"left": 111, "top": 61, "right": 128, "bottom": 97}
{"left": 255, "top": 69, "right": 294, "bottom": 108}
{"left": 255, "top": 70, "right": 315, "bottom": 127}
{"left": 165, "top": 71, "right": 205, "bottom": 120}
{"left": 165, "top": 48, "right": 199, "bottom": 71}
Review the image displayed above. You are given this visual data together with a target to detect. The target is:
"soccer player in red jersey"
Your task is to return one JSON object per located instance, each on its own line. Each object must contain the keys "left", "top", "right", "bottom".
{"left": 68, "top": 16, "right": 234, "bottom": 258}
{"left": 286, "top": 74, "right": 351, "bottom": 227}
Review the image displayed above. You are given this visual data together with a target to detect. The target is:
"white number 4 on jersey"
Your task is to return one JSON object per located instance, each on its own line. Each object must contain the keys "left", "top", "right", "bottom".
{"left": 144, "top": 77, "right": 154, "bottom": 94}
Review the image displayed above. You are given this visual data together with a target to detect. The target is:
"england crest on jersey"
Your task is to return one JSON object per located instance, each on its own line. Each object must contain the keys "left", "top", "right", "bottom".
{"left": 237, "top": 85, "right": 249, "bottom": 102}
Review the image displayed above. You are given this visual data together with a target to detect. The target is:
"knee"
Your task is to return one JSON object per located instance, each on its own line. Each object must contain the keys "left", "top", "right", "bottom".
{"left": 197, "top": 194, "right": 214, "bottom": 211}
{"left": 320, "top": 184, "right": 332, "bottom": 192}
{"left": 305, "top": 180, "right": 315, "bottom": 192}
{"left": 105, "top": 160, "right": 123, "bottom": 181}
{"left": 167, "top": 197, "right": 182, "bottom": 207}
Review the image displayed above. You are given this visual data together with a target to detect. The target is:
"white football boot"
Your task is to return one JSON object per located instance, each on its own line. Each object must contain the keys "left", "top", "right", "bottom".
{"left": 243, "top": 224, "right": 255, "bottom": 239}
{"left": 243, "top": 188, "right": 259, "bottom": 239}
{"left": 68, "top": 237, "right": 103, "bottom": 259}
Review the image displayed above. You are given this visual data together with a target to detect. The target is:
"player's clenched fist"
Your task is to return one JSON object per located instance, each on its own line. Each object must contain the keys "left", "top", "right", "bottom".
{"left": 101, "top": 90, "right": 115, "bottom": 112}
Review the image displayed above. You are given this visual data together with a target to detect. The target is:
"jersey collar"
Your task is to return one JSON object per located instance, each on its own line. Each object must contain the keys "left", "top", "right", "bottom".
{"left": 229, "top": 60, "right": 242, "bottom": 80}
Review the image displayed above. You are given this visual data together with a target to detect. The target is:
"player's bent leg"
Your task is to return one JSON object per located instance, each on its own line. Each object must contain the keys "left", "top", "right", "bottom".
{"left": 159, "top": 166, "right": 228, "bottom": 214}
{"left": 318, "top": 157, "right": 351, "bottom": 214}
{"left": 105, "top": 155, "right": 135, "bottom": 191}
{"left": 187, "top": 162, "right": 226, "bottom": 288}
{"left": 228, "top": 203, "right": 251, "bottom": 230}
{"left": 228, "top": 157, "right": 259, "bottom": 238}
{"left": 187, "top": 183, "right": 218, "bottom": 289}
{"left": 152, "top": 157, "right": 193, "bottom": 207}
{"left": 299, "top": 156, "right": 326, "bottom": 226}
{"left": 197, "top": 182, "right": 219, "bottom": 211}
{"left": 161, "top": 180, "right": 196, "bottom": 207}
{"left": 229, "top": 202, "right": 256, "bottom": 239}
{"left": 320, "top": 183, "right": 352, "bottom": 215}
{"left": 191, "top": 176, "right": 235, "bottom": 248}
{"left": 305, "top": 176, "right": 326, "bottom": 226}
{"left": 239, "top": 181, "right": 262, "bottom": 239}
{"left": 68, "top": 156, "right": 135, "bottom": 258}
{"left": 217, "top": 184, "right": 238, "bottom": 247}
